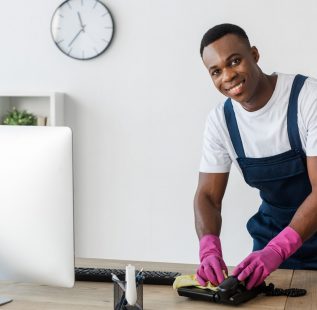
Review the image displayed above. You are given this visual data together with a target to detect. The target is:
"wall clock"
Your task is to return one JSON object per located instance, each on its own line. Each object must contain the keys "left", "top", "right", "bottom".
{"left": 51, "top": 0, "right": 114, "bottom": 60}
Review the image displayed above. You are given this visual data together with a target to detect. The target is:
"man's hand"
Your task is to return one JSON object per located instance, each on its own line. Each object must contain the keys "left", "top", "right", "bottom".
{"left": 232, "top": 226, "right": 302, "bottom": 290}
{"left": 232, "top": 247, "right": 283, "bottom": 290}
{"left": 196, "top": 234, "right": 228, "bottom": 286}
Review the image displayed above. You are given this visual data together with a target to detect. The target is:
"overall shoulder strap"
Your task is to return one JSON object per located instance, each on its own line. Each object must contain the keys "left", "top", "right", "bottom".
{"left": 224, "top": 98, "right": 246, "bottom": 158}
{"left": 287, "top": 74, "right": 308, "bottom": 152}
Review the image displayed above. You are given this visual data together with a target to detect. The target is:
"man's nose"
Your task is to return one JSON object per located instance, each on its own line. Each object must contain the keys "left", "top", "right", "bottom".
{"left": 222, "top": 68, "right": 237, "bottom": 82}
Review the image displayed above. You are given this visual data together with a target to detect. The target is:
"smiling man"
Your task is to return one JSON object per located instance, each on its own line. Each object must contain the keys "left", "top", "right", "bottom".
{"left": 194, "top": 23, "right": 317, "bottom": 290}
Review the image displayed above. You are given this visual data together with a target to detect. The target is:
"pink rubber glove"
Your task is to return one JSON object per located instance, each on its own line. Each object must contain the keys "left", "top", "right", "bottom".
{"left": 196, "top": 234, "right": 228, "bottom": 286}
{"left": 232, "top": 227, "right": 302, "bottom": 290}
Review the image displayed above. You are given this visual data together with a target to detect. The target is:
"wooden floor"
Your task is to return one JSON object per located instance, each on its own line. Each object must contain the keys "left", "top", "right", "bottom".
{"left": 0, "top": 258, "right": 315, "bottom": 309}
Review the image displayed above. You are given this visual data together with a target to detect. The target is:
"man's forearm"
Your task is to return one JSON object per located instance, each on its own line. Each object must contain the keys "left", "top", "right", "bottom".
{"left": 290, "top": 190, "right": 317, "bottom": 241}
{"left": 194, "top": 193, "right": 222, "bottom": 239}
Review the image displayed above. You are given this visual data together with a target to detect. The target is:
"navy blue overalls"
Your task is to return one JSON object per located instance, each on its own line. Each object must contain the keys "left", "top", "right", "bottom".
{"left": 224, "top": 74, "right": 317, "bottom": 269}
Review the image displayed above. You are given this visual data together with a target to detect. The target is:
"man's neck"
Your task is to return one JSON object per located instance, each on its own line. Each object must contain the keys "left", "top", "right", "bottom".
{"left": 241, "top": 74, "right": 277, "bottom": 112}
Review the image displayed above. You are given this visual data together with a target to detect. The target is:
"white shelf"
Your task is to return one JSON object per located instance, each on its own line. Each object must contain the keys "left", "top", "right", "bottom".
{"left": 0, "top": 92, "right": 64, "bottom": 126}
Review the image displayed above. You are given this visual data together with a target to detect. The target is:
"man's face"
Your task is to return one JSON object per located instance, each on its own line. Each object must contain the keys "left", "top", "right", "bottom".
{"left": 202, "top": 34, "right": 260, "bottom": 104}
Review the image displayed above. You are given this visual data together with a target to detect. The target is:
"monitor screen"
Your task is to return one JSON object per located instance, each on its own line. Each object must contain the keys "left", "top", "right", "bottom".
{"left": 0, "top": 126, "right": 74, "bottom": 288}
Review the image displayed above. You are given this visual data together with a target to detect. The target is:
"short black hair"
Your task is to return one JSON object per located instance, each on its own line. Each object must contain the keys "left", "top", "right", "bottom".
{"left": 200, "top": 23, "right": 250, "bottom": 57}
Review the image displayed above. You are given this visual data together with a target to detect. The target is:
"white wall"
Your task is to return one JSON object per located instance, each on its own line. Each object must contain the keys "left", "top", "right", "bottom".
{"left": 1, "top": 0, "right": 317, "bottom": 266}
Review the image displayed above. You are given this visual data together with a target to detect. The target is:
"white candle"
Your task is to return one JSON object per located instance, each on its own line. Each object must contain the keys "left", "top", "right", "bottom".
{"left": 125, "top": 264, "right": 137, "bottom": 306}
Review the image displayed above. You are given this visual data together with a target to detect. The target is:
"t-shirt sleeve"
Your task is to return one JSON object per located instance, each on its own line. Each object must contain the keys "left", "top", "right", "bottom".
{"left": 300, "top": 79, "right": 317, "bottom": 156}
{"left": 304, "top": 98, "right": 317, "bottom": 156}
{"left": 199, "top": 111, "right": 232, "bottom": 173}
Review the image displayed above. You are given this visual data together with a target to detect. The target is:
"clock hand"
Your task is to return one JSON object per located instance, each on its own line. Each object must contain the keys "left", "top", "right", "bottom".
{"left": 68, "top": 28, "right": 83, "bottom": 47}
{"left": 77, "top": 12, "right": 85, "bottom": 31}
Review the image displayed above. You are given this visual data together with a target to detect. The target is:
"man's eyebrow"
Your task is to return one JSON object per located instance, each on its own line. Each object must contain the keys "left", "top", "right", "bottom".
{"left": 208, "top": 53, "right": 241, "bottom": 72}
{"left": 226, "top": 53, "right": 241, "bottom": 61}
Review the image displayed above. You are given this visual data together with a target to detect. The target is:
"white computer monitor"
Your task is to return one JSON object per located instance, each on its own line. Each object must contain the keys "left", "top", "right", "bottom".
{"left": 0, "top": 126, "right": 74, "bottom": 290}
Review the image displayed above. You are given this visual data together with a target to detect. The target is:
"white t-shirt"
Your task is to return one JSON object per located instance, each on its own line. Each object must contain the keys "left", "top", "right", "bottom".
{"left": 200, "top": 73, "right": 317, "bottom": 173}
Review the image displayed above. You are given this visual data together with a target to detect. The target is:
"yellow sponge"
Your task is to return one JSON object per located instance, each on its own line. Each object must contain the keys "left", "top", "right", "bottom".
{"left": 172, "top": 274, "right": 218, "bottom": 291}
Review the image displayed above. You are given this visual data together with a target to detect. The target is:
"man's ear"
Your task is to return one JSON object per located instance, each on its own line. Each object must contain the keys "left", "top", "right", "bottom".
{"left": 251, "top": 46, "right": 260, "bottom": 63}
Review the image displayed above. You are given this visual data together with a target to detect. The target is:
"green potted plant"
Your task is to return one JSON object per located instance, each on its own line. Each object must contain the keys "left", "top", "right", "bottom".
{"left": 2, "top": 107, "right": 36, "bottom": 125}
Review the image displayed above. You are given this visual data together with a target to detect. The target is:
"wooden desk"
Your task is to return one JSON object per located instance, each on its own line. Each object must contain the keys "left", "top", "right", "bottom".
{"left": 0, "top": 258, "right": 314, "bottom": 309}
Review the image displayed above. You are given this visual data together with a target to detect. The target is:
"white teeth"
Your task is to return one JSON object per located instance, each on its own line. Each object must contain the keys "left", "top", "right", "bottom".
{"left": 229, "top": 82, "right": 243, "bottom": 91}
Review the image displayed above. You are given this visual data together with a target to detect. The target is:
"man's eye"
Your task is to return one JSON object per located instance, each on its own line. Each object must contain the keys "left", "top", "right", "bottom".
{"left": 211, "top": 69, "right": 220, "bottom": 76}
{"left": 231, "top": 58, "right": 241, "bottom": 66}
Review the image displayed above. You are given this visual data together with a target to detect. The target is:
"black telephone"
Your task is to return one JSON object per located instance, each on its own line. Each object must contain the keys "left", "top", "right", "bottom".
{"left": 178, "top": 276, "right": 266, "bottom": 306}
{"left": 177, "top": 276, "right": 306, "bottom": 306}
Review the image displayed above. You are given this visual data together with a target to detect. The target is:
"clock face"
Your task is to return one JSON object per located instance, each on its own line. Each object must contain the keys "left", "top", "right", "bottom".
{"left": 51, "top": 0, "right": 114, "bottom": 60}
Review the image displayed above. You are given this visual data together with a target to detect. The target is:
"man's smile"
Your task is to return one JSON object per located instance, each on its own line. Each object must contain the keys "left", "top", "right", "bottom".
{"left": 225, "top": 80, "right": 245, "bottom": 96}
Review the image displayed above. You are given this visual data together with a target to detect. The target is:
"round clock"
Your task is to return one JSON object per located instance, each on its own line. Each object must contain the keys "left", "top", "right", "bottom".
{"left": 51, "top": 0, "right": 114, "bottom": 60}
